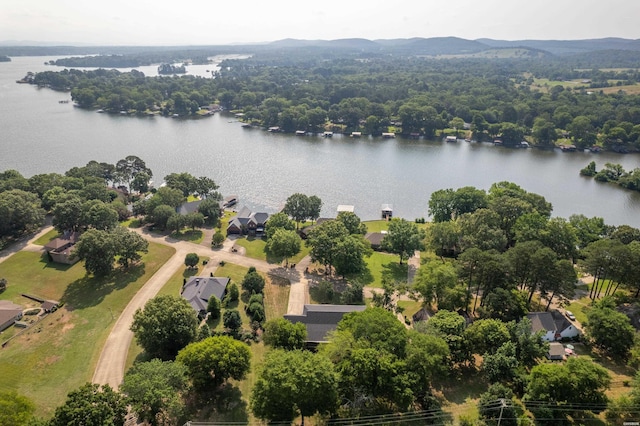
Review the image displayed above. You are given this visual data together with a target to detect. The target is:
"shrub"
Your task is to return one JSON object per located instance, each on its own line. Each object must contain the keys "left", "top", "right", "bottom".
{"left": 212, "top": 232, "right": 225, "bottom": 248}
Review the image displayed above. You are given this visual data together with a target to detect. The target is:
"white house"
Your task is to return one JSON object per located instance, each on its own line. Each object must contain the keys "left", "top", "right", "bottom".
{"left": 527, "top": 311, "right": 580, "bottom": 342}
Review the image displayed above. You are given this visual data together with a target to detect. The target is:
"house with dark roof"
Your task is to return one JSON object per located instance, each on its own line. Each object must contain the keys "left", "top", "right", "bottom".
{"left": 284, "top": 304, "right": 366, "bottom": 348}
{"left": 0, "top": 300, "right": 23, "bottom": 332}
{"left": 226, "top": 206, "right": 269, "bottom": 236}
{"left": 365, "top": 231, "right": 386, "bottom": 250}
{"left": 176, "top": 200, "right": 203, "bottom": 216}
{"left": 299, "top": 218, "right": 332, "bottom": 239}
{"left": 527, "top": 311, "right": 580, "bottom": 342}
{"left": 44, "top": 231, "right": 80, "bottom": 264}
{"left": 181, "top": 276, "right": 230, "bottom": 318}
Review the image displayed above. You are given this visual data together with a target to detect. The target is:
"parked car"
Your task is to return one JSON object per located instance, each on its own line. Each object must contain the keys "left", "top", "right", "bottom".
{"left": 565, "top": 310, "right": 576, "bottom": 321}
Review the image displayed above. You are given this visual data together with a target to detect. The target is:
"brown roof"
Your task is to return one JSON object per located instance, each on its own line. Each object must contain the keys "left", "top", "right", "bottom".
{"left": 44, "top": 232, "right": 80, "bottom": 251}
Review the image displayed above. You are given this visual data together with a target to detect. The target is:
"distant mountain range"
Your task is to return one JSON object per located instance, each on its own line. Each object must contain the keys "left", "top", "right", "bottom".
{"left": 267, "top": 36, "right": 640, "bottom": 56}
{"left": 2, "top": 36, "right": 640, "bottom": 58}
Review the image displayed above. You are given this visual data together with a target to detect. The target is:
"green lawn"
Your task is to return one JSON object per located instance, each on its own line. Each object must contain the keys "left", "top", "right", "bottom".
{"left": 156, "top": 257, "right": 208, "bottom": 298}
{"left": 0, "top": 243, "right": 175, "bottom": 418}
{"left": 358, "top": 251, "right": 408, "bottom": 288}
{"left": 364, "top": 220, "right": 390, "bottom": 233}
{"left": 233, "top": 236, "right": 311, "bottom": 264}
{"left": 169, "top": 229, "right": 204, "bottom": 244}
{"left": 396, "top": 299, "right": 423, "bottom": 321}
{"left": 32, "top": 228, "right": 59, "bottom": 246}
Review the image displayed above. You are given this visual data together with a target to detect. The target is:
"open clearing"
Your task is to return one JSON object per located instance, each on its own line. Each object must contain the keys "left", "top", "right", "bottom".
{"left": 0, "top": 243, "right": 174, "bottom": 418}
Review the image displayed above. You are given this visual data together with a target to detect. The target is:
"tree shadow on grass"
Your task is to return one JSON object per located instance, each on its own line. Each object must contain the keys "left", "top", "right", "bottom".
{"left": 183, "top": 267, "right": 200, "bottom": 279}
{"left": 353, "top": 267, "right": 374, "bottom": 285}
{"left": 434, "top": 368, "right": 485, "bottom": 405}
{"left": 61, "top": 264, "right": 145, "bottom": 310}
{"left": 38, "top": 254, "right": 74, "bottom": 272}
{"left": 184, "top": 383, "right": 248, "bottom": 424}
{"left": 171, "top": 229, "right": 203, "bottom": 242}
{"left": 131, "top": 350, "right": 154, "bottom": 366}
{"left": 206, "top": 315, "right": 221, "bottom": 330}
{"left": 381, "top": 262, "right": 408, "bottom": 283}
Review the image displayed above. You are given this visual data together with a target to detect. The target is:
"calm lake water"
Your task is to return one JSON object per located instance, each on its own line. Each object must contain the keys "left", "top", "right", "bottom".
{"left": 1, "top": 56, "right": 640, "bottom": 226}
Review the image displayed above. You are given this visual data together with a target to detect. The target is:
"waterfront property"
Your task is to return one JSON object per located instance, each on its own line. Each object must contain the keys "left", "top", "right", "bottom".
{"left": 365, "top": 231, "right": 386, "bottom": 250}
{"left": 227, "top": 206, "right": 269, "bottom": 236}
{"left": 176, "top": 200, "right": 203, "bottom": 215}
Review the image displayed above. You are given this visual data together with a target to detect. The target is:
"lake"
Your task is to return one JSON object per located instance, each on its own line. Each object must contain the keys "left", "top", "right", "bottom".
{"left": 1, "top": 56, "right": 640, "bottom": 226}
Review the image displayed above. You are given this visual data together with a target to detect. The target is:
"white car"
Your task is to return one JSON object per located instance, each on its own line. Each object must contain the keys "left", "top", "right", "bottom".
{"left": 565, "top": 310, "right": 576, "bottom": 321}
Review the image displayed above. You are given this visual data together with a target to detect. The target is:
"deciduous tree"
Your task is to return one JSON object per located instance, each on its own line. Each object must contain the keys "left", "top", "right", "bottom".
{"left": 0, "top": 390, "right": 35, "bottom": 426}
{"left": 49, "top": 383, "right": 127, "bottom": 426}
{"left": 120, "top": 359, "right": 188, "bottom": 426}
{"left": 381, "top": 218, "right": 426, "bottom": 264}
{"left": 251, "top": 350, "right": 338, "bottom": 425}
{"left": 131, "top": 295, "right": 198, "bottom": 360}
{"left": 263, "top": 318, "right": 307, "bottom": 350}
{"left": 265, "top": 228, "right": 301, "bottom": 266}
{"left": 176, "top": 336, "right": 251, "bottom": 389}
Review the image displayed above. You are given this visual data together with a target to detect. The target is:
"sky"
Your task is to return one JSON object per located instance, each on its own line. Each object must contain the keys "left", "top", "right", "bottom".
{"left": 2, "top": 0, "right": 640, "bottom": 46}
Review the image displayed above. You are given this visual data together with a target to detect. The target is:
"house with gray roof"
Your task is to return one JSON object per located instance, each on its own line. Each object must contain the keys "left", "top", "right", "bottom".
{"left": 181, "top": 276, "right": 230, "bottom": 318}
{"left": 527, "top": 310, "right": 579, "bottom": 342}
{"left": 176, "top": 200, "right": 203, "bottom": 216}
{"left": 0, "top": 300, "right": 23, "bottom": 332}
{"left": 284, "top": 304, "right": 366, "bottom": 348}
{"left": 226, "top": 206, "right": 269, "bottom": 236}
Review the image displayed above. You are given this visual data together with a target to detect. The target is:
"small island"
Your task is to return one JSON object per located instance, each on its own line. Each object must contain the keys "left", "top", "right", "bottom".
{"left": 157, "top": 63, "right": 187, "bottom": 75}
{"left": 0, "top": 55, "right": 10, "bottom": 62}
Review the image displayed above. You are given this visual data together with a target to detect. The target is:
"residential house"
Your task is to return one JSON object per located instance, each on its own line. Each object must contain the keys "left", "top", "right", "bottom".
{"left": 226, "top": 206, "right": 269, "bottom": 236}
{"left": 44, "top": 231, "right": 80, "bottom": 265}
{"left": 299, "top": 218, "right": 331, "bottom": 239}
{"left": 527, "top": 311, "right": 580, "bottom": 342}
{"left": 176, "top": 200, "right": 203, "bottom": 216}
{"left": 284, "top": 304, "right": 366, "bottom": 348}
{"left": 181, "top": 276, "right": 230, "bottom": 318}
{"left": 0, "top": 300, "right": 23, "bottom": 332}
{"left": 365, "top": 231, "right": 386, "bottom": 250}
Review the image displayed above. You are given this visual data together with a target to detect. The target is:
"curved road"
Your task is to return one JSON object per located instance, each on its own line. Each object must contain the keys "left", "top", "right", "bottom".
{"left": 92, "top": 228, "right": 310, "bottom": 389}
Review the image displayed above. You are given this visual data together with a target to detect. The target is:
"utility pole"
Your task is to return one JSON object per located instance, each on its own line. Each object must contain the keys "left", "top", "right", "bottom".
{"left": 497, "top": 398, "right": 507, "bottom": 426}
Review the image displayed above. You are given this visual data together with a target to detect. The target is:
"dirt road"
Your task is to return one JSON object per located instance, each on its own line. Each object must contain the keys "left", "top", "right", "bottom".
{"left": 92, "top": 227, "right": 310, "bottom": 388}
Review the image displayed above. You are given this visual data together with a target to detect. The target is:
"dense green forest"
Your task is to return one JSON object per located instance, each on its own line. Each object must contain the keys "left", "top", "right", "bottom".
{"left": 20, "top": 47, "right": 640, "bottom": 151}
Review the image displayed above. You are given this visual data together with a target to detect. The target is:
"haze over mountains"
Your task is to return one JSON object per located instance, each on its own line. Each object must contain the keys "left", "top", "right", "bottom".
{"left": 2, "top": 36, "right": 640, "bottom": 58}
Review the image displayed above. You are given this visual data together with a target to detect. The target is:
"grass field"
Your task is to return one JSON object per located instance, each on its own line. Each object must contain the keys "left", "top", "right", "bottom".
{"left": 358, "top": 251, "right": 408, "bottom": 288}
{"left": 31, "top": 228, "right": 59, "bottom": 246}
{"left": 364, "top": 220, "right": 391, "bottom": 233}
{"left": 169, "top": 229, "right": 204, "bottom": 244}
{"left": 232, "top": 235, "right": 311, "bottom": 264}
{"left": 0, "top": 243, "right": 175, "bottom": 418}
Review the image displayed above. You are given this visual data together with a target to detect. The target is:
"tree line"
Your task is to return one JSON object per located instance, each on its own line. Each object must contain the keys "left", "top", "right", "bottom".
{"left": 21, "top": 51, "right": 640, "bottom": 151}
